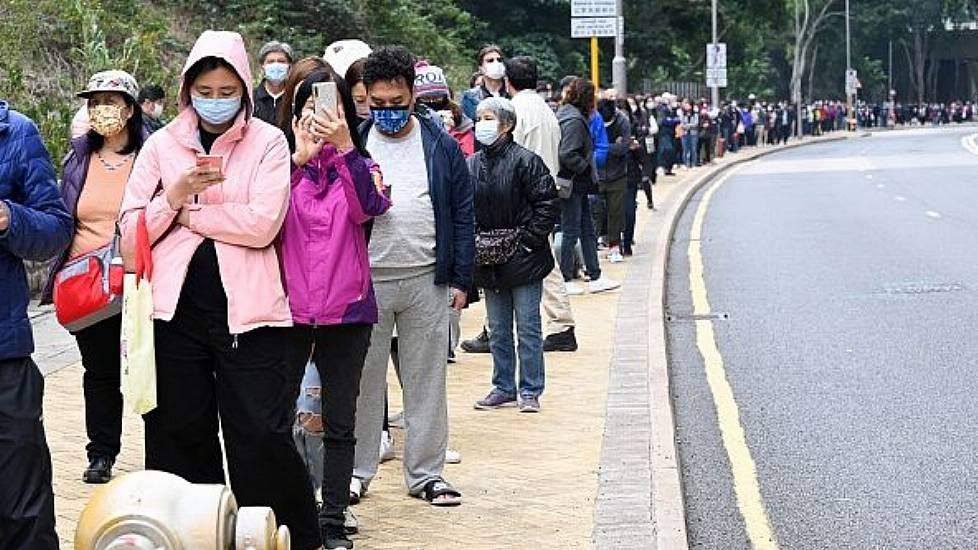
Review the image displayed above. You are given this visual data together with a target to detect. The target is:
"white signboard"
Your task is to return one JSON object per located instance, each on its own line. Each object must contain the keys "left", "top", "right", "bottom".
{"left": 706, "top": 43, "right": 727, "bottom": 70}
{"left": 571, "top": 17, "right": 617, "bottom": 38}
{"left": 845, "top": 69, "right": 859, "bottom": 95}
{"left": 706, "top": 68, "right": 728, "bottom": 88}
{"left": 571, "top": 0, "right": 616, "bottom": 17}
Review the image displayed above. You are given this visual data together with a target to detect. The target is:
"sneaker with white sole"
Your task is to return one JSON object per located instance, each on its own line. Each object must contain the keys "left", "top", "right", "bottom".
{"left": 445, "top": 448, "right": 462, "bottom": 464}
{"left": 607, "top": 247, "right": 624, "bottom": 263}
{"left": 588, "top": 277, "right": 621, "bottom": 293}
{"left": 388, "top": 410, "right": 404, "bottom": 429}
{"left": 379, "top": 430, "right": 395, "bottom": 462}
{"left": 343, "top": 507, "right": 359, "bottom": 535}
{"left": 565, "top": 281, "right": 584, "bottom": 296}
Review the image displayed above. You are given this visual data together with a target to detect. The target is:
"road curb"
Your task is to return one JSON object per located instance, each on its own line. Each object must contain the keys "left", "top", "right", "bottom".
{"left": 644, "top": 132, "right": 858, "bottom": 549}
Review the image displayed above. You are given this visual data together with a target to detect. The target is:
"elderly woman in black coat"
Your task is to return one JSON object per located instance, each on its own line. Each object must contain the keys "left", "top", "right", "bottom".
{"left": 468, "top": 96, "right": 559, "bottom": 413}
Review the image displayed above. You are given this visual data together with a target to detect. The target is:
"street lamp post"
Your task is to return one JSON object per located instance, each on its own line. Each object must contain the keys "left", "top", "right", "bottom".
{"left": 711, "top": 0, "right": 719, "bottom": 108}
{"left": 846, "top": 0, "right": 853, "bottom": 130}
{"left": 612, "top": 0, "right": 627, "bottom": 95}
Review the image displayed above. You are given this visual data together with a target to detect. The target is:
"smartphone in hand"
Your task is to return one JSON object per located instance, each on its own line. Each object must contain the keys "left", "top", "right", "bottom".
{"left": 196, "top": 154, "right": 223, "bottom": 177}
{"left": 313, "top": 82, "right": 338, "bottom": 116}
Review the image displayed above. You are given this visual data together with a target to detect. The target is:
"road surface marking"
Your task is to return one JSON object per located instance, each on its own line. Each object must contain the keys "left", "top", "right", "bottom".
{"left": 960, "top": 133, "right": 978, "bottom": 156}
{"left": 876, "top": 184, "right": 885, "bottom": 189}
{"left": 688, "top": 165, "right": 780, "bottom": 550}
{"left": 926, "top": 210, "right": 941, "bottom": 219}
{"left": 895, "top": 196, "right": 906, "bottom": 202}
{"left": 865, "top": 174, "right": 874, "bottom": 180}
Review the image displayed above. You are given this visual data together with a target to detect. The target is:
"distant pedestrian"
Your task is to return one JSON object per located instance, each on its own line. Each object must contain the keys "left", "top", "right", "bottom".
{"left": 253, "top": 40, "right": 294, "bottom": 125}
{"left": 0, "top": 99, "right": 72, "bottom": 550}
{"left": 138, "top": 84, "right": 166, "bottom": 134}
{"left": 462, "top": 44, "right": 510, "bottom": 122}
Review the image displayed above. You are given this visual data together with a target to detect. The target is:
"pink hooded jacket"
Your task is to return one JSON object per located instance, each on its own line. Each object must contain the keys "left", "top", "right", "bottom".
{"left": 118, "top": 31, "right": 292, "bottom": 334}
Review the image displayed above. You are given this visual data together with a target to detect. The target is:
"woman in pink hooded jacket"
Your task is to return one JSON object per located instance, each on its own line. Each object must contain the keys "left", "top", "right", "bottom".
{"left": 117, "top": 31, "right": 320, "bottom": 549}
{"left": 278, "top": 69, "right": 390, "bottom": 548}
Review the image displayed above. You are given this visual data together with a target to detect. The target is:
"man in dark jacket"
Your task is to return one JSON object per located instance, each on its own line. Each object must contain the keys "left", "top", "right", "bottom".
{"left": 595, "top": 92, "right": 632, "bottom": 263}
{"left": 0, "top": 100, "right": 73, "bottom": 550}
{"left": 252, "top": 40, "right": 293, "bottom": 126}
{"left": 352, "top": 46, "right": 473, "bottom": 505}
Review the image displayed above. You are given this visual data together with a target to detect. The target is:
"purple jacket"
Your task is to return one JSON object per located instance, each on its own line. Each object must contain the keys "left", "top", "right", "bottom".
{"left": 41, "top": 134, "right": 94, "bottom": 304}
{"left": 280, "top": 146, "right": 390, "bottom": 326}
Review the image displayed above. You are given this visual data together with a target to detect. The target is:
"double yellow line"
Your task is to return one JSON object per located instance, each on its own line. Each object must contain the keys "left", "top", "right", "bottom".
{"left": 687, "top": 165, "right": 779, "bottom": 550}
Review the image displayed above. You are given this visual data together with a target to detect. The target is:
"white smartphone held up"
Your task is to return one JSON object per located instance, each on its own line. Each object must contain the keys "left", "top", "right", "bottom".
{"left": 313, "top": 82, "right": 338, "bottom": 116}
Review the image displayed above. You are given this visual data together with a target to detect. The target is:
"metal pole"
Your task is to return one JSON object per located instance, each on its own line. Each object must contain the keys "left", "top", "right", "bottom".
{"left": 846, "top": 0, "right": 853, "bottom": 130}
{"left": 612, "top": 0, "right": 627, "bottom": 95}
{"left": 711, "top": 0, "right": 719, "bottom": 108}
{"left": 888, "top": 40, "right": 893, "bottom": 94}
{"left": 796, "top": 0, "right": 802, "bottom": 138}
{"left": 591, "top": 35, "right": 600, "bottom": 87}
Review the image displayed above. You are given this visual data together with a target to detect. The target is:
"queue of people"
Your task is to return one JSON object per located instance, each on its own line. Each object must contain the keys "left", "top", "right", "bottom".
{"left": 0, "top": 29, "right": 815, "bottom": 549}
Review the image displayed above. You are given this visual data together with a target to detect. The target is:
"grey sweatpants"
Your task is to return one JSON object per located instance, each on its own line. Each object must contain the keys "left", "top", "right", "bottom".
{"left": 353, "top": 271, "right": 449, "bottom": 494}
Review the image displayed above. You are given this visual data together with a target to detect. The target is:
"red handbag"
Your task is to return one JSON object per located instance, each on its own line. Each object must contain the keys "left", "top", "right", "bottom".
{"left": 53, "top": 228, "right": 124, "bottom": 332}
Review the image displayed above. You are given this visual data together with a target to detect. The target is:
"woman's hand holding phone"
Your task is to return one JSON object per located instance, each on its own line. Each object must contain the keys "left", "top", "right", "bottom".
{"left": 292, "top": 114, "right": 328, "bottom": 167}
{"left": 310, "top": 104, "right": 355, "bottom": 153}
{"left": 167, "top": 162, "right": 225, "bottom": 210}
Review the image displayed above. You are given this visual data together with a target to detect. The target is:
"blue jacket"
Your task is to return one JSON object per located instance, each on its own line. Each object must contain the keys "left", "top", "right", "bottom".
{"left": 358, "top": 114, "right": 475, "bottom": 291}
{"left": 589, "top": 112, "right": 609, "bottom": 169}
{"left": 0, "top": 101, "right": 73, "bottom": 361}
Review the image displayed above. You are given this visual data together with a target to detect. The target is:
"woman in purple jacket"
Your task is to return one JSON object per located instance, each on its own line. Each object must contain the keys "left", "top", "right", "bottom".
{"left": 279, "top": 69, "right": 390, "bottom": 549}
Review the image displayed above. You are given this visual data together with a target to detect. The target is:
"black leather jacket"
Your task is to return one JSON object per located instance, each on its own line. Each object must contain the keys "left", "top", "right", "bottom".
{"left": 467, "top": 138, "right": 559, "bottom": 290}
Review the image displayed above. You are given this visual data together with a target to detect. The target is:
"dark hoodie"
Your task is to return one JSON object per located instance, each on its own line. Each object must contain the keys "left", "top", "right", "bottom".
{"left": 556, "top": 103, "right": 596, "bottom": 195}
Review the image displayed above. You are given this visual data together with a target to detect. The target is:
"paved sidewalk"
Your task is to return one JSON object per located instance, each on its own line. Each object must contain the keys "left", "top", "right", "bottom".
{"left": 38, "top": 144, "right": 803, "bottom": 548}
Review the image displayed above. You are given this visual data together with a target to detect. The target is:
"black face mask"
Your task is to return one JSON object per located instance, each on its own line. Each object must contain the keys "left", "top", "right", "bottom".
{"left": 598, "top": 100, "right": 616, "bottom": 122}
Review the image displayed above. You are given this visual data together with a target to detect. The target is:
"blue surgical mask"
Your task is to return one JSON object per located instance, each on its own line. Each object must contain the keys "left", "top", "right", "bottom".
{"left": 371, "top": 106, "right": 411, "bottom": 135}
{"left": 474, "top": 120, "right": 500, "bottom": 146}
{"left": 192, "top": 96, "right": 242, "bottom": 126}
{"left": 264, "top": 62, "right": 289, "bottom": 84}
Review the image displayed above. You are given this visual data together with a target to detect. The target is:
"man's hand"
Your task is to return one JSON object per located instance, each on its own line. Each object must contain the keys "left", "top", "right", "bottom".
{"left": 450, "top": 288, "right": 467, "bottom": 311}
{"left": 0, "top": 201, "right": 9, "bottom": 232}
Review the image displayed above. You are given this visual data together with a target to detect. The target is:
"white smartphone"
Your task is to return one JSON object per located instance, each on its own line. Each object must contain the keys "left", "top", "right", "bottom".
{"left": 313, "top": 82, "right": 338, "bottom": 115}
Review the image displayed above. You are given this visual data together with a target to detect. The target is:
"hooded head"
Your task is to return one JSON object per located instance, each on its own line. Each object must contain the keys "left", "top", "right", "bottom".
{"left": 179, "top": 31, "right": 254, "bottom": 124}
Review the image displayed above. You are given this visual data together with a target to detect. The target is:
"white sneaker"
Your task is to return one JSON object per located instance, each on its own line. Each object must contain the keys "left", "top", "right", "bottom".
{"left": 344, "top": 507, "right": 359, "bottom": 534}
{"left": 607, "top": 248, "right": 624, "bottom": 263}
{"left": 589, "top": 277, "right": 621, "bottom": 293}
{"left": 565, "top": 282, "right": 584, "bottom": 296}
{"left": 379, "top": 430, "right": 395, "bottom": 462}
{"left": 445, "top": 448, "right": 462, "bottom": 464}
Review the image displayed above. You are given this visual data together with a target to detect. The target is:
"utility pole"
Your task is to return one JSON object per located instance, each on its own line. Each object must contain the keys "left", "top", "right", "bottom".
{"left": 846, "top": 0, "right": 853, "bottom": 130}
{"left": 612, "top": 0, "right": 627, "bottom": 95}
{"left": 711, "top": 0, "right": 719, "bottom": 108}
{"left": 795, "top": 0, "right": 802, "bottom": 138}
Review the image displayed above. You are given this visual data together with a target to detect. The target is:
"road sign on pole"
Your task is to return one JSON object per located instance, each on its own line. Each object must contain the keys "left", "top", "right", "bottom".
{"left": 706, "top": 43, "right": 727, "bottom": 88}
{"left": 571, "top": 0, "right": 616, "bottom": 17}
{"left": 571, "top": 17, "right": 617, "bottom": 38}
{"left": 845, "top": 69, "right": 859, "bottom": 95}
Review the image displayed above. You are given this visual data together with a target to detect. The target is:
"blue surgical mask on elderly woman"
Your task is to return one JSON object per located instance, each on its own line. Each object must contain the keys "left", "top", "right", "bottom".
{"left": 192, "top": 95, "right": 242, "bottom": 125}
{"left": 475, "top": 120, "right": 501, "bottom": 146}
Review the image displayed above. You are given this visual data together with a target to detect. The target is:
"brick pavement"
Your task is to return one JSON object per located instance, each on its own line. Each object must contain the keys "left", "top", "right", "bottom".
{"left": 39, "top": 171, "right": 692, "bottom": 549}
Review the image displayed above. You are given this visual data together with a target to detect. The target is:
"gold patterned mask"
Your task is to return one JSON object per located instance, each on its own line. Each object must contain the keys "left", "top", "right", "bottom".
{"left": 89, "top": 104, "right": 126, "bottom": 137}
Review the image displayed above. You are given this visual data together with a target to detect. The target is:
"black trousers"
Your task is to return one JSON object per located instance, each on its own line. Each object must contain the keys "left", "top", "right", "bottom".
{"left": 286, "top": 324, "right": 372, "bottom": 531}
{"left": 0, "top": 358, "right": 58, "bottom": 550}
{"left": 146, "top": 307, "right": 320, "bottom": 549}
{"left": 74, "top": 314, "right": 123, "bottom": 460}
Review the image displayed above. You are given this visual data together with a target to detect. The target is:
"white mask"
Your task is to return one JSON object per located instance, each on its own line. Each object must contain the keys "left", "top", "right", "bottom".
{"left": 484, "top": 60, "right": 506, "bottom": 81}
{"left": 152, "top": 103, "right": 163, "bottom": 119}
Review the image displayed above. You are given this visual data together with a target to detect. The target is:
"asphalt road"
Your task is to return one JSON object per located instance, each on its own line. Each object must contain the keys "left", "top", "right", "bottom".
{"left": 667, "top": 126, "right": 978, "bottom": 549}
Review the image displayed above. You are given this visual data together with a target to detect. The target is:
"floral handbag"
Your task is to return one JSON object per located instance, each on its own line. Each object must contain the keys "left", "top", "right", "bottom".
{"left": 475, "top": 228, "right": 521, "bottom": 266}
